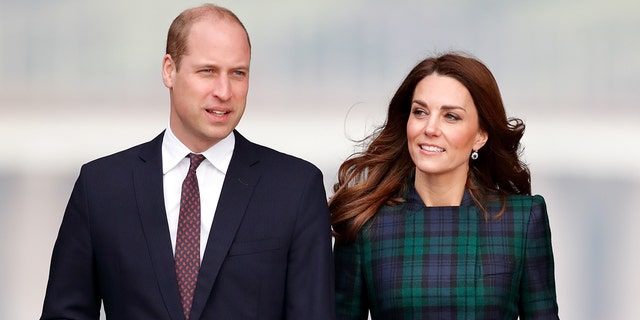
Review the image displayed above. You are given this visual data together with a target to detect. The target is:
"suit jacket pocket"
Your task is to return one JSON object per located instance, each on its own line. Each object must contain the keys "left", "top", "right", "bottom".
{"left": 227, "top": 237, "right": 282, "bottom": 256}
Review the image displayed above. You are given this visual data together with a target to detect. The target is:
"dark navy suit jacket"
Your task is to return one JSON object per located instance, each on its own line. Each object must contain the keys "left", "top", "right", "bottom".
{"left": 41, "top": 131, "right": 335, "bottom": 319}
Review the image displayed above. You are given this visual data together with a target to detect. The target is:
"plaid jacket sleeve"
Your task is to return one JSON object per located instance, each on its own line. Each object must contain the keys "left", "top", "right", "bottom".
{"left": 518, "top": 195, "right": 559, "bottom": 319}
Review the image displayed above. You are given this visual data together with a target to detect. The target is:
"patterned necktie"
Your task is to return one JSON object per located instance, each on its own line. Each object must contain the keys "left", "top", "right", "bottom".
{"left": 175, "top": 153, "right": 206, "bottom": 320}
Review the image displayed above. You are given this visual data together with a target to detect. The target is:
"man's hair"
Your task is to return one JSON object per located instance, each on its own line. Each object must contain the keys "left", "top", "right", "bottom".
{"left": 166, "top": 4, "right": 251, "bottom": 70}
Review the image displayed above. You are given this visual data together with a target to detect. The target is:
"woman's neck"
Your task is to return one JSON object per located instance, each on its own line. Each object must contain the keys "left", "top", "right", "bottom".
{"left": 414, "top": 170, "right": 467, "bottom": 207}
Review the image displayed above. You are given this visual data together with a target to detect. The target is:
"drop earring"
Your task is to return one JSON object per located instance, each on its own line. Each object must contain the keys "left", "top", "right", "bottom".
{"left": 471, "top": 150, "right": 479, "bottom": 160}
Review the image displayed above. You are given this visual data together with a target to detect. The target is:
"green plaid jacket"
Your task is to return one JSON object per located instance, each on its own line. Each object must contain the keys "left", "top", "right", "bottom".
{"left": 334, "top": 186, "right": 559, "bottom": 319}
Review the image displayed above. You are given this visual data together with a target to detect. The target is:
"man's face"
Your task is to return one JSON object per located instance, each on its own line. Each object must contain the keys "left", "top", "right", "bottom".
{"left": 162, "top": 17, "right": 251, "bottom": 152}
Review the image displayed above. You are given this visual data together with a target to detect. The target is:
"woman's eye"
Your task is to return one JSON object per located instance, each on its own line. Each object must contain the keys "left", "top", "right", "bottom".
{"left": 412, "top": 109, "right": 427, "bottom": 116}
{"left": 445, "top": 113, "right": 461, "bottom": 120}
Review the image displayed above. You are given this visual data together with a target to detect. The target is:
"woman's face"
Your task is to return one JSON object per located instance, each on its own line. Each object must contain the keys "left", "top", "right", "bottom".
{"left": 406, "top": 74, "right": 487, "bottom": 183}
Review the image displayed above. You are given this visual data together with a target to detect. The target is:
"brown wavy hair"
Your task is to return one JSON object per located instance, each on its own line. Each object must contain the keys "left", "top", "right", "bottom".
{"left": 330, "top": 52, "right": 531, "bottom": 243}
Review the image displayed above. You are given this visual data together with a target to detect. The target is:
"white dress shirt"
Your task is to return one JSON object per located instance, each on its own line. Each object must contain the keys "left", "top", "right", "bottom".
{"left": 161, "top": 127, "right": 235, "bottom": 261}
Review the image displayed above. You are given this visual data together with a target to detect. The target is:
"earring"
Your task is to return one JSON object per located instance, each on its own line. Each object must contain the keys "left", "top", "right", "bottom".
{"left": 471, "top": 150, "right": 479, "bottom": 160}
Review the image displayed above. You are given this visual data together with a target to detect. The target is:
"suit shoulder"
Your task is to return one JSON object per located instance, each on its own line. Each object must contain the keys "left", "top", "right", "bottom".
{"left": 81, "top": 133, "right": 162, "bottom": 170}
{"left": 83, "top": 142, "right": 144, "bottom": 167}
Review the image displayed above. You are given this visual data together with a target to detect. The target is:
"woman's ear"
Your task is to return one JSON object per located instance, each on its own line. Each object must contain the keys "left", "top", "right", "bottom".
{"left": 474, "top": 129, "right": 488, "bottom": 151}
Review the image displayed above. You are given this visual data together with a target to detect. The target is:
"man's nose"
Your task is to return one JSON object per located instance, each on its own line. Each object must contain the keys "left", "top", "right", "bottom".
{"left": 212, "top": 76, "right": 231, "bottom": 101}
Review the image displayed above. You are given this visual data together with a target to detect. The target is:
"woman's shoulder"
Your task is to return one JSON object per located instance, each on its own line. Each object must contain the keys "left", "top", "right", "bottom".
{"left": 498, "top": 194, "right": 548, "bottom": 223}
{"left": 504, "top": 194, "right": 546, "bottom": 206}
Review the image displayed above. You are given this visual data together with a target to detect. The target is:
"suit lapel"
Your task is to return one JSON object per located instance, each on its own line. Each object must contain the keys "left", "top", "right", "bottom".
{"left": 190, "top": 131, "right": 261, "bottom": 320}
{"left": 134, "top": 132, "right": 184, "bottom": 320}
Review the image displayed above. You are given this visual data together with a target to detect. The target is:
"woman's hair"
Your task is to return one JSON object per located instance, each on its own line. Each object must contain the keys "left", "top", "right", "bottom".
{"left": 166, "top": 4, "right": 251, "bottom": 70}
{"left": 330, "top": 52, "right": 531, "bottom": 243}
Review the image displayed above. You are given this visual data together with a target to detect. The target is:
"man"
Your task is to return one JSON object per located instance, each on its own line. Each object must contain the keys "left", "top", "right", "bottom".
{"left": 41, "top": 4, "right": 334, "bottom": 319}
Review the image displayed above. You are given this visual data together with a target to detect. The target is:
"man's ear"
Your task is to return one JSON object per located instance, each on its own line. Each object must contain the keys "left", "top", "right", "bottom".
{"left": 162, "top": 54, "right": 175, "bottom": 89}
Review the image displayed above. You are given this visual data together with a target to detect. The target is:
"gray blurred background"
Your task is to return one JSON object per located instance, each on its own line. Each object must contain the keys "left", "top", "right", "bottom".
{"left": 1, "top": 0, "right": 639, "bottom": 319}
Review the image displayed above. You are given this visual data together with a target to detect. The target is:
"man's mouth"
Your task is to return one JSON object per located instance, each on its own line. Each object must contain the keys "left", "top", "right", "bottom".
{"left": 206, "top": 109, "right": 228, "bottom": 116}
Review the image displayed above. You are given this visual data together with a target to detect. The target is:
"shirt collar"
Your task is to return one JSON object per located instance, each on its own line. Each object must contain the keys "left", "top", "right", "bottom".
{"left": 162, "top": 126, "right": 235, "bottom": 175}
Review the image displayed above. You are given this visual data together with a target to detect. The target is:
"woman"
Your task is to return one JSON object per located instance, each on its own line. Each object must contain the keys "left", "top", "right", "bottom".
{"left": 331, "top": 52, "right": 559, "bottom": 319}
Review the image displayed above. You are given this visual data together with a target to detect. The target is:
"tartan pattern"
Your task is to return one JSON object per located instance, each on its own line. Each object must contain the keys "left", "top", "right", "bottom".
{"left": 335, "top": 186, "right": 558, "bottom": 320}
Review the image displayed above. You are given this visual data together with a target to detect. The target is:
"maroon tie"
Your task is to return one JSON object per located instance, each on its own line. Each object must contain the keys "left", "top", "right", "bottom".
{"left": 175, "top": 153, "right": 206, "bottom": 319}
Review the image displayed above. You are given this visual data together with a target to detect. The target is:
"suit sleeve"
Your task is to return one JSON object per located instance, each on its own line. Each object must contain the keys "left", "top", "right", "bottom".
{"left": 285, "top": 168, "right": 336, "bottom": 319}
{"left": 41, "top": 167, "right": 101, "bottom": 320}
{"left": 518, "top": 195, "right": 559, "bottom": 319}
{"left": 334, "top": 236, "right": 369, "bottom": 320}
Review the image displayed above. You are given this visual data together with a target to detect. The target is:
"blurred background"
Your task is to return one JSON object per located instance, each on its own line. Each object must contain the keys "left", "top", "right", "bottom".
{"left": 1, "top": 0, "right": 639, "bottom": 319}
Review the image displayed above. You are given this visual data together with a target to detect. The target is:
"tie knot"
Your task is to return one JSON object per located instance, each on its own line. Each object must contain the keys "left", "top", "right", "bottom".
{"left": 187, "top": 153, "right": 206, "bottom": 172}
